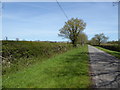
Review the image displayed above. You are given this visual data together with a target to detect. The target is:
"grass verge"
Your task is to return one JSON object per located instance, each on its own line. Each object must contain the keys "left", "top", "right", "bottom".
{"left": 96, "top": 46, "right": 120, "bottom": 59}
{"left": 3, "top": 45, "right": 91, "bottom": 88}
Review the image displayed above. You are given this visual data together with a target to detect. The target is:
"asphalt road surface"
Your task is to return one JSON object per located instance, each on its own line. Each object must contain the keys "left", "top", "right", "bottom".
{"left": 88, "top": 45, "right": 120, "bottom": 88}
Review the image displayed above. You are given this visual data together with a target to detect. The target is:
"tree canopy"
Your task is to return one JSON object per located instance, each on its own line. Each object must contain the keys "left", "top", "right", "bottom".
{"left": 90, "top": 33, "right": 109, "bottom": 45}
{"left": 78, "top": 33, "right": 88, "bottom": 46}
{"left": 58, "top": 18, "right": 86, "bottom": 47}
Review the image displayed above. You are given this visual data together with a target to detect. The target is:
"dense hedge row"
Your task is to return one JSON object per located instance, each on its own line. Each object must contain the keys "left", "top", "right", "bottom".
{"left": 2, "top": 41, "right": 72, "bottom": 61}
{"left": 2, "top": 41, "right": 72, "bottom": 74}
{"left": 94, "top": 44, "right": 120, "bottom": 52}
{"left": 3, "top": 41, "right": 70, "bottom": 57}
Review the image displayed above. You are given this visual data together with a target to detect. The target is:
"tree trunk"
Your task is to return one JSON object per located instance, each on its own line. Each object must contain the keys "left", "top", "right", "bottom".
{"left": 72, "top": 40, "right": 77, "bottom": 47}
{"left": 98, "top": 42, "right": 101, "bottom": 46}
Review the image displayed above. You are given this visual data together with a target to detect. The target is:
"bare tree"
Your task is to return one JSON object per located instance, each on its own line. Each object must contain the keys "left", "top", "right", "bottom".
{"left": 16, "top": 38, "right": 19, "bottom": 41}
{"left": 5, "top": 36, "right": 8, "bottom": 41}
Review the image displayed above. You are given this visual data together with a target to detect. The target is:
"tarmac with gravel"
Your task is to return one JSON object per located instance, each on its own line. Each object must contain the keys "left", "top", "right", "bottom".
{"left": 88, "top": 45, "right": 120, "bottom": 88}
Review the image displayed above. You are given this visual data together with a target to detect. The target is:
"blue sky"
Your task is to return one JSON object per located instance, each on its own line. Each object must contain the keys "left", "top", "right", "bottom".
{"left": 2, "top": 2, "right": 118, "bottom": 41}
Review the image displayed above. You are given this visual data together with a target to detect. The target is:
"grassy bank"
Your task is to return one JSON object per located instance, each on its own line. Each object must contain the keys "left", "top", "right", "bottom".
{"left": 3, "top": 45, "right": 90, "bottom": 88}
{"left": 96, "top": 46, "right": 120, "bottom": 59}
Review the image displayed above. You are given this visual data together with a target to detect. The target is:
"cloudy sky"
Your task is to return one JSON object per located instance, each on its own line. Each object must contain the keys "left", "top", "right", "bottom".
{"left": 2, "top": 2, "right": 118, "bottom": 41}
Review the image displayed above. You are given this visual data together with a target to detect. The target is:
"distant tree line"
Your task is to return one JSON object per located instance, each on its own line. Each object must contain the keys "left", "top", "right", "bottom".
{"left": 107, "top": 40, "right": 119, "bottom": 44}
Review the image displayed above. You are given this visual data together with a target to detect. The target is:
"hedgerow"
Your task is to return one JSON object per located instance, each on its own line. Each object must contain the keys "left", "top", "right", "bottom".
{"left": 2, "top": 41, "right": 72, "bottom": 75}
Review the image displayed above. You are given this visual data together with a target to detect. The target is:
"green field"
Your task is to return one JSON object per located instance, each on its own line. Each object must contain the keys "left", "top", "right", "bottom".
{"left": 2, "top": 41, "right": 91, "bottom": 88}
{"left": 96, "top": 46, "right": 120, "bottom": 59}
